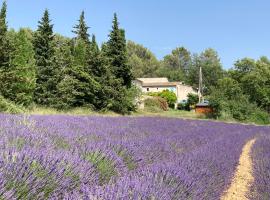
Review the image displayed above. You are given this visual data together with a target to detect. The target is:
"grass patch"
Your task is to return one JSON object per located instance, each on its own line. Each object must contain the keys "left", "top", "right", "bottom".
{"left": 8, "top": 137, "right": 26, "bottom": 150}
{"left": 30, "top": 160, "right": 58, "bottom": 198}
{"left": 0, "top": 95, "right": 24, "bottom": 114}
{"left": 115, "top": 148, "right": 137, "bottom": 171}
{"left": 134, "top": 109, "right": 204, "bottom": 119}
{"left": 84, "top": 151, "right": 117, "bottom": 185}
{"left": 51, "top": 135, "right": 70, "bottom": 150}
{"left": 26, "top": 106, "right": 121, "bottom": 116}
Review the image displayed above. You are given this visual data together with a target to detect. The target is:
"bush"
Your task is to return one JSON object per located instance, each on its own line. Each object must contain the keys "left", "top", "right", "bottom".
{"left": 109, "top": 86, "right": 140, "bottom": 115}
{"left": 178, "top": 94, "right": 199, "bottom": 111}
{"left": 149, "top": 90, "right": 177, "bottom": 108}
{"left": 248, "top": 109, "right": 270, "bottom": 125}
{"left": 144, "top": 97, "right": 168, "bottom": 112}
{"left": 177, "top": 102, "right": 187, "bottom": 110}
{"left": 0, "top": 95, "right": 23, "bottom": 114}
{"left": 187, "top": 94, "right": 199, "bottom": 107}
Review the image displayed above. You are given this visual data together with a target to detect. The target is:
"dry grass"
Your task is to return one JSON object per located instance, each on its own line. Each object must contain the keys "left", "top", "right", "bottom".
{"left": 26, "top": 107, "right": 121, "bottom": 116}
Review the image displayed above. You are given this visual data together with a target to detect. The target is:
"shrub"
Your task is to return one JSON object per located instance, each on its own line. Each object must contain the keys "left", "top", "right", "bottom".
{"left": 0, "top": 95, "right": 23, "bottom": 114}
{"left": 187, "top": 94, "right": 199, "bottom": 107}
{"left": 159, "top": 90, "right": 177, "bottom": 108}
{"left": 178, "top": 94, "right": 199, "bottom": 111}
{"left": 144, "top": 97, "right": 168, "bottom": 112}
{"left": 149, "top": 90, "right": 177, "bottom": 108}
{"left": 248, "top": 109, "right": 270, "bottom": 125}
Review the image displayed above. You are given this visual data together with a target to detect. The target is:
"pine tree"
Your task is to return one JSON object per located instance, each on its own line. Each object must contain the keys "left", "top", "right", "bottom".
{"left": 33, "top": 9, "right": 56, "bottom": 105}
{"left": 0, "top": 1, "right": 13, "bottom": 100}
{"left": 57, "top": 38, "right": 98, "bottom": 109}
{"left": 88, "top": 35, "right": 102, "bottom": 77}
{"left": 72, "top": 11, "right": 90, "bottom": 43}
{"left": 52, "top": 35, "right": 73, "bottom": 108}
{"left": 106, "top": 13, "right": 132, "bottom": 87}
{"left": 97, "top": 42, "right": 135, "bottom": 113}
{"left": 6, "top": 29, "right": 36, "bottom": 106}
{"left": 0, "top": 1, "right": 9, "bottom": 69}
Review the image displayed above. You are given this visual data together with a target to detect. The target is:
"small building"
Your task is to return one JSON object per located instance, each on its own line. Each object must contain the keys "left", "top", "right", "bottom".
{"left": 134, "top": 78, "right": 197, "bottom": 103}
{"left": 195, "top": 102, "right": 213, "bottom": 114}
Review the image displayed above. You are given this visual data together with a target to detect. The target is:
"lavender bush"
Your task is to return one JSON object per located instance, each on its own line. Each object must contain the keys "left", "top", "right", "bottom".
{"left": 0, "top": 114, "right": 269, "bottom": 199}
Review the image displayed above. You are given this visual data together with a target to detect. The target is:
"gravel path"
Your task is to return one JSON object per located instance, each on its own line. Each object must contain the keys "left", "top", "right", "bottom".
{"left": 221, "top": 138, "right": 256, "bottom": 200}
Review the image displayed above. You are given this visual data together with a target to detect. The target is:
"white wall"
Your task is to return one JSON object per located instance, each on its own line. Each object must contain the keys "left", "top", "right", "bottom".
{"left": 176, "top": 85, "right": 197, "bottom": 102}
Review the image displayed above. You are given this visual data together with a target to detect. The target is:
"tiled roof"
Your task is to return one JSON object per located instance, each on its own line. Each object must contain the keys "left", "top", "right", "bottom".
{"left": 137, "top": 78, "right": 168, "bottom": 83}
{"left": 142, "top": 82, "right": 180, "bottom": 87}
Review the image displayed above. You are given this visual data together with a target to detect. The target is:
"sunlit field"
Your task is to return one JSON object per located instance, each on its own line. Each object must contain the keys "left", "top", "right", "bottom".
{"left": 0, "top": 114, "right": 269, "bottom": 199}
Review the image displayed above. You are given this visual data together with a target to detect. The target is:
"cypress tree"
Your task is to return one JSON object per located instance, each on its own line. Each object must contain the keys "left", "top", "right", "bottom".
{"left": 72, "top": 11, "right": 90, "bottom": 43}
{"left": 106, "top": 13, "right": 132, "bottom": 87}
{"left": 33, "top": 9, "right": 56, "bottom": 105}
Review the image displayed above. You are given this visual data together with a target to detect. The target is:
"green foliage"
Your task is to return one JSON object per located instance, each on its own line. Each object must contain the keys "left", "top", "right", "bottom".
{"left": 228, "top": 57, "right": 270, "bottom": 114}
{"left": 105, "top": 13, "right": 132, "bottom": 87}
{"left": 157, "top": 47, "right": 191, "bottom": 82}
{"left": 0, "top": 1, "right": 10, "bottom": 70}
{"left": 187, "top": 48, "right": 224, "bottom": 94}
{"left": 187, "top": 93, "right": 199, "bottom": 107}
{"left": 0, "top": 95, "right": 23, "bottom": 114}
{"left": 72, "top": 11, "right": 90, "bottom": 43}
{"left": 208, "top": 77, "right": 270, "bottom": 124}
{"left": 149, "top": 90, "right": 177, "bottom": 108}
{"left": 127, "top": 41, "right": 160, "bottom": 78}
{"left": 56, "top": 38, "right": 98, "bottom": 109}
{"left": 144, "top": 97, "right": 168, "bottom": 112}
{"left": 248, "top": 109, "right": 270, "bottom": 125}
{"left": 107, "top": 84, "right": 138, "bottom": 114}
{"left": 0, "top": 1, "right": 12, "bottom": 99}
{"left": 3, "top": 28, "right": 36, "bottom": 106}
{"left": 115, "top": 149, "right": 137, "bottom": 170}
{"left": 88, "top": 35, "right": 102, "bottom": 77}
{"left": 33, "top": 9, "right": 56, "bottom": 105}
{"left": 179, "top": 93, "right": 199, "bottom": 111}
{"left": 84, "top": 151, "right": 117, "bottom": 185}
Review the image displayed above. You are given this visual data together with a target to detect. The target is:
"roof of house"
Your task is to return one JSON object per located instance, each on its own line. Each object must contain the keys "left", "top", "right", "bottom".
{"left": 137, "top": 78, "right": 169, "bottom": 83}
{"left": 142, "top": 82, "right": 180, "bottom": 87}
{"left": 196, "top": 102, "right": 210, "bottom": 107}
{"left": 136, "top": 77, "right": 190, "bottom": 87}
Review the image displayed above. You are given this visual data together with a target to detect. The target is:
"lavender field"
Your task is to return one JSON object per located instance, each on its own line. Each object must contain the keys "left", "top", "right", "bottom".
{"left": 0, "top": 114, "right": 269, "bottom": 200}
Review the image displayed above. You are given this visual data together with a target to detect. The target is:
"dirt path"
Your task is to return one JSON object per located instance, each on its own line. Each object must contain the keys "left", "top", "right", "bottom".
{"left": 221, "top": 138, "right": 256, "bottom": 200}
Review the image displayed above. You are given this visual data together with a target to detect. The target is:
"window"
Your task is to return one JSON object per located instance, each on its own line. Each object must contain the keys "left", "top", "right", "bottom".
{"left": 147, "top": 88, "right": 149, "bottom": 92}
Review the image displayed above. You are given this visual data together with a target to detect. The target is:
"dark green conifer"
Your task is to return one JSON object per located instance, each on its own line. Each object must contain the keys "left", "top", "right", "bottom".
{"left": 106, "top": 13, "right": 132, "bottom": 87}
{"left": 72, "top": 11, "right": 90, "bottom": 43}
{"left": 0, "top": 1, "right": 9, "bottom": 69}
{"left": 33, "top": 9, "right": 56, "bottom": 105}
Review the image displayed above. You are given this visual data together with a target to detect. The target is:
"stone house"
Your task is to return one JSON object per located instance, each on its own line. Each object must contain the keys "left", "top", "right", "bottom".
{"left": 133, "top": 78, "right": 197, "bottom": 103}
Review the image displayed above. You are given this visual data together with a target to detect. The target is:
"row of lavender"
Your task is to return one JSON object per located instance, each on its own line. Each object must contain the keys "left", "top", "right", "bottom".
{"left": 0, "top": 114, "right": 269, "bottom": 199}
{"left": 249, "top": 132, "right": 270, "bottom": 200}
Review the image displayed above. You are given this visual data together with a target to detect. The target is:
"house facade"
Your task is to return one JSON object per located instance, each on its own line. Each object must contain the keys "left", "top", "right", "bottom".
{"left": 134, "top": 78, "right": 197, "bottom": 103}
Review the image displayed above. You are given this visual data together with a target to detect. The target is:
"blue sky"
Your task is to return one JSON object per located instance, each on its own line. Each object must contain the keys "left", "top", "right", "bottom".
{"left": 4, "top": 0, "right": 270, "bottom": 68}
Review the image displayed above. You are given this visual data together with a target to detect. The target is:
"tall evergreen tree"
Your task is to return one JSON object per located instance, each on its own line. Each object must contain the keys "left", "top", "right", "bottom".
{"left": 33, "top": 9, "right": 56, "bottom": 105}
{"left": 6, "top": 29, "right": 36, "bottom": 106}
{"left": 88, "top": 35, "right": 102, "bottom": 77}
{"left": 72, "top": 11, "right": 90, "bottom": 43}
{"left": 0, "top": 1, "right": 13, "bottom": 100}
{"left": 106, "top": 13, "right": 132, "bottom": 87}
{"left": 57, "top": 38, "right": 98, "bottom": 109}
{"left": 0, "top": 1, "right": 9, "bottom": 69}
